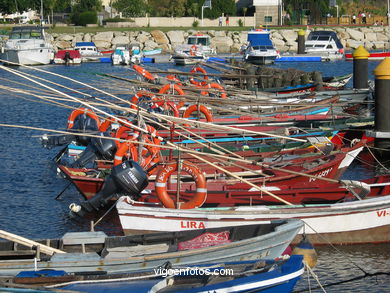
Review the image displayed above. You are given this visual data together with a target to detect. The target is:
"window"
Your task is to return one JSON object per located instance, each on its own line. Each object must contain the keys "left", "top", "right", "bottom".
{"left": 264, "top": 16, "right": 272, "bottom": 23}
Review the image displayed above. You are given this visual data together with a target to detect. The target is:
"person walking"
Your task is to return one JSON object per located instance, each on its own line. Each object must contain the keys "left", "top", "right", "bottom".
{"left": 225, "top": 14, "right": 229, "bottom": 26}
{"left": 218, "top": 15, "right": 223, "bottom": 26}
{"left": 352, "top": 14, "right": 356, "bottom": 24}
{"left": 361, "top": 12, "right": 367, "bottom": 24}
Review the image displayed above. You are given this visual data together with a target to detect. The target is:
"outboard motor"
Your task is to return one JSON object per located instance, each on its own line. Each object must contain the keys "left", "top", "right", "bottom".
{"left": 41, "top": 114, "right": 99, "bottom": 149}
{"left": 69, "top": 132, "right": 117, "bottom": 168}
{"left": 69, "top": 160, "right": 148, "bottom": 218}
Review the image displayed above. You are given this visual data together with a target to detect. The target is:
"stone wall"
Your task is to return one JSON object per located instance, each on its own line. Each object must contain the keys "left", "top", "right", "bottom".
{"left": 49, "top": 27, "right": 390, "bottom": 54}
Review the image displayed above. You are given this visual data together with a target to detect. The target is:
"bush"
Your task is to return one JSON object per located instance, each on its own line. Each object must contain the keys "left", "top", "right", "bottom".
{"left": 192, "top": 20, "right": 199, "bottom": 27}
{"left": 104, "top": 18, "right": 134, "bottom": 23}
{"left": 71, "top": 11, "right": 97, "bottom": 26}
{"left": 238, "top": 19, "right": 243, "bottom": 27}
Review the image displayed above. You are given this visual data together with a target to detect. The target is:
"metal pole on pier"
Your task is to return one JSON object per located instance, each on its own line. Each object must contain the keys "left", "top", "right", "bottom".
{"left": 352, "top": 45, "right": 369, "bottom": 89}
{"left": 297, "top": 29, "right": 305, "bottom": 54}
{"left": 368, "top": 58, "right": 390, "bottom": 156}
{"left": 374, "top": 58, "right": 390, "bottom": 148}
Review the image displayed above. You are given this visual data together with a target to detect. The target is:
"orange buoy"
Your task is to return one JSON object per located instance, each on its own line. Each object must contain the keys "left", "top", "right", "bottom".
{"left": 155, "top": 161, "right": 207, "bottom": 209}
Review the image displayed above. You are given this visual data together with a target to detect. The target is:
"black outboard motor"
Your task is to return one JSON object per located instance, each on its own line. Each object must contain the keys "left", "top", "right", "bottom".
{"left": 69, "top": 132, "right": 117, "bottom": 168}
{"left": 41, "top": 114, "right": 99, "bottom": 149}
{"left": 69, "top": 160, "right": 148, "bottom": 218}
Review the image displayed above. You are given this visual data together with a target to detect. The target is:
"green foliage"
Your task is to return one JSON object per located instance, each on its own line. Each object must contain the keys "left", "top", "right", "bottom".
{"left": 104, "top": 17, "right": 134, "bottom": 23}
{"left": 192, "top": 20, "right": 199, "bottom": 27}
{"left": 71, "top": 11, "right": 97, "bottom": 26}
{"left": 112, "top": 0, "right": 148, "bottom": 17}
{"left": 237, "top": 19, "right": 243, "bottom": 27}
{"left": 204, "top": 0, "right": 235, "bottom": 19}
{"left": 148, "top": 0, "right": 186, "bottom": 17}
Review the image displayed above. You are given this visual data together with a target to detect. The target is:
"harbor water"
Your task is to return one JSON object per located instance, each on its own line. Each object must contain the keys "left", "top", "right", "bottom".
{"left": 0, "top": 59, "right": 389, "bottom": 292}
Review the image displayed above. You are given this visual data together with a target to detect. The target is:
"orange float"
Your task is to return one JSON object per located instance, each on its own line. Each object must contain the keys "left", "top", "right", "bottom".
{"left": 133, "top": 64, "right": 155, "bottom": 81}
{"left": 182, "top": 104, "right": 213, "bottom": 127}
{"left": 67, "top": 108, "right": 100, "bottom": 129}
{"left": 155, "top": 161, "right": 207, "bottom": 209}
{"left": 189, "top": 66, "right": 208, "bottom": 87}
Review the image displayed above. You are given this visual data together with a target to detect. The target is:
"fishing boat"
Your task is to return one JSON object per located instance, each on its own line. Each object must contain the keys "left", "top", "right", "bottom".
{"left": 304, "top": 30, "right": 344, "bottom": 61}
{"left": 0, "top": 219, "right": 303, "bottom": 277}
{"left": 0, "top": 26, "right": 53, "bottom": 65}
{"left": 243, "top": 29, "right": 280, "bottom": 65}
{"left": 116, "top": 191, "right": 390, "bottom": 245}
{"left": 172, "top": 34, "right": 215, "bottom": 65}
{"left": 53, "top": 50, "right": 82, "bottom": 65}
{"left": 59, "top": 140, "right": 364, "bottom": 201}
{"left": 345, "top": 51, "right": 390, "bottom": 61}
{"left": 49, "top": 255, "right": 303, "bottom": 293}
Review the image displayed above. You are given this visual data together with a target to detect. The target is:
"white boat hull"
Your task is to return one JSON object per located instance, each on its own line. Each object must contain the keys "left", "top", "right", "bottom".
{"left": 117, "top": 195, "right": 390, "bottom": 245}
{"left": 0, "top": 48, "right": 52, "bottom": 65}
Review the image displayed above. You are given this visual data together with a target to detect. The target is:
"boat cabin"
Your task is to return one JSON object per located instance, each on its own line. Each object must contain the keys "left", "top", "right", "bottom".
{"left": 74, "top": 42, "right": 100, "bottom": 56}
{"left": 187, "top": 34, "right": 211, "bottom": 46}
{"left": 8, "top": 26, "right": 44, "bottom": 40}
{"left": 305, "top": 31, "right": 344, "bottom": 55}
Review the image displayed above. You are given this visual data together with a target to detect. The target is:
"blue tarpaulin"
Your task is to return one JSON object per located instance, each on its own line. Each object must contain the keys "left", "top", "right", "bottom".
{"left": 247, "top": 31, "right": 273, "bottom": 47}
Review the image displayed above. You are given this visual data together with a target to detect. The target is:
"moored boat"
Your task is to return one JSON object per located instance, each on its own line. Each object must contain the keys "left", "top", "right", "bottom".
{"left": 0, "top": 219, "right": 303, "bottom": 276}
{"left": 243, "top": 29, "right": 280, "bottom": 65}
{"left": 116, "top": 192, "right": 390, "bottom": 245}
{"left": 0, "top": 26, "right": 53, "bottom": 65}
{"left": 53, "top": 49, "right": 81, "bottom": 65}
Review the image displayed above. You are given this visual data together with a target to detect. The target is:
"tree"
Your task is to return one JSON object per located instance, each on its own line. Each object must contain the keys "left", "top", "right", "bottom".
{"left": 112, "top": 0, "right": 147, "bottom": 17}
{"left": 203, "top": 0, "right": 235, "bottom": 19}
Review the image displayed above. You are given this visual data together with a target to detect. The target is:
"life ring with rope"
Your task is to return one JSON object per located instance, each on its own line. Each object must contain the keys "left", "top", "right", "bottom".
{"left": 67, "top": 108, "right": 101, "bottom": 129}
{"left": 133, "top": 64, "right": 155, "bottom": 81}
{"left": 201, "top": 83, "right": 228, "bottom": 99}
{"left": 182, "top": 104, "right": 213, "bottom": 127}
{"left": 189, "top": 66, "right": 209, "bottom": 87}
{"left": 166, "top": 74, "right": 182, "bottom": 86}
{"left": 158, "top": 83, "right": 186, "bottom": 109}
{"left": 155, "top": 161, "right": 207, "bottom": 209}
{"left": 130, "top": 91, "right": 157, "bottom": 110}
{"left": 114, "top": 125, "right": 139, "bottom": 148}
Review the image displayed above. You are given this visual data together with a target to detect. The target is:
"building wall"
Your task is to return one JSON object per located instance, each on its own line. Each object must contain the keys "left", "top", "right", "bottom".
{"left": 255, "top": 5, "right": 279, "bottom": 26}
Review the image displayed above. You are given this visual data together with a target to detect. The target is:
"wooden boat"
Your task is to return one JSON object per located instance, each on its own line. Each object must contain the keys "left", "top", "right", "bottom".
{"left": 116, "top": 192, "right": 390, "bottom": 245}
{"left": 345, "top": 51, "right": 390, "bottom": 61}
{"left": 7, "top": 256, "right": 304, "bottom": 293}
{"left": 263, "top": 74, "right": 352, "bottom": 94}
{"left": 0, "top": 219, "right": 303, "bottom": 277}
{"left": 58, "top": 140, "right": 364, "bottom": 201}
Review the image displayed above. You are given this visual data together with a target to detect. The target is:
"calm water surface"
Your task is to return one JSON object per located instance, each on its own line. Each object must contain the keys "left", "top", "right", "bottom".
{"left": 0, "top": 59, "right": 388, "bottom": 292}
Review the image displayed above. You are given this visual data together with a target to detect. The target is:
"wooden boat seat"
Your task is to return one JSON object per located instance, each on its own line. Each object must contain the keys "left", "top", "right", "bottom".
{"left": 0, "top": 250, "right": 37, "bottom": 260}
{"left": 105, "top": 243, "right": 170, "bottom": 258}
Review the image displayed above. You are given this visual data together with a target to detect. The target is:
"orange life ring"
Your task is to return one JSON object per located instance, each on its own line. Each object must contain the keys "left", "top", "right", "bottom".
{"left": 155, "top": 161, "right": 207, "bottom": 209}
{"left": 67, "top": 108, "right": 101, "bottom": 129}
{"left": 114, "top": 141, "right": 138, "bottom": 166}
{"left": 202, "top": 83, "right": 228, "bottom": 99}
{"left": 114, "top": 125, "right": 139, "bottom": 148}
{"left": 189, "top": 45, "right": 197, "bottom": 56}
{"left": 166, "top": 74, "right": 182, "bottom": 86}
{"left": 133, "top": 64, "right": 155, "bottom": 81}
{"left": 130, "top": 91, "right": 157, "bottom": 110}
{"left": 189, "top": 66, "right": 209, "bottom": 87}
{"left": 158, "top": 84, "right": 186, "bottom": 109}
{"left": 182, "top": 104, "right": 213, "bottom": 127}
